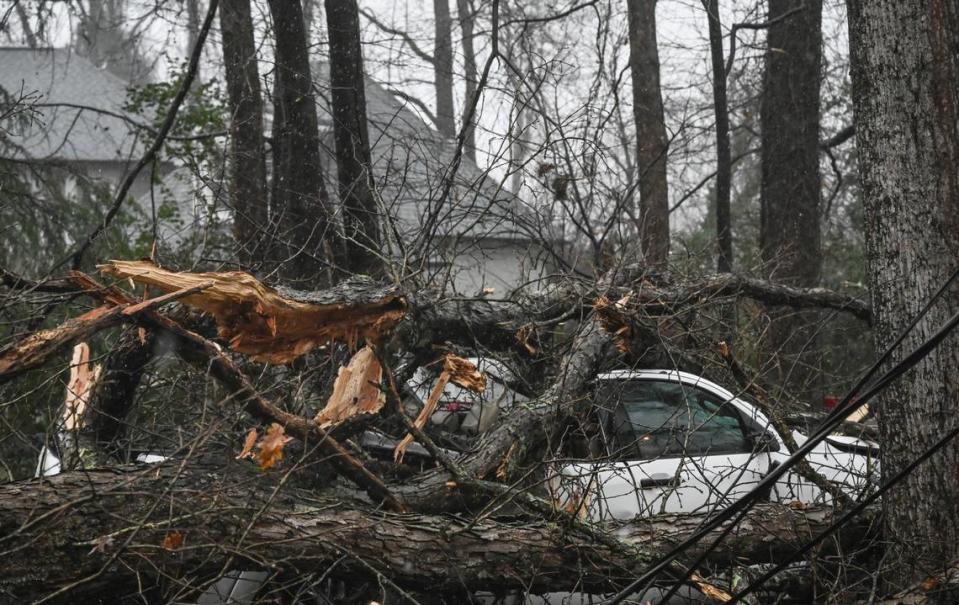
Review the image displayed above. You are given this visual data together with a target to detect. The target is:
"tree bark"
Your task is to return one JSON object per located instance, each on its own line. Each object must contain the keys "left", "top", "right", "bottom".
{"left": 0, "top": 463, "right": 871, "bottom": 602}
{"left": 848, "top": 0, "right": 959, "bottom": 591}
{"left": 760, "top": 0, "right": 822, "bottom": 287}
{"left": 268, "top": 0, "right": 334, "bottom": 286}
{"left": 626, "top": 0, "right": 670, "bottom": 267}
{"left": 219, "top": 0, "right": 269, "bottom": 266}
{"left": 456, "top": 0, "right": 478, "bottom": 162}
{"left": 704, "top": 0, "right": 733, "bottom": 273}
{"left": 433, "top": 0, "right": 457, "bottom": 138}
{"left": 759, "top": 0, "right": 824, "bottom": 403}
{"left": 324, "top": 0, "right": 383, "bottom": 276}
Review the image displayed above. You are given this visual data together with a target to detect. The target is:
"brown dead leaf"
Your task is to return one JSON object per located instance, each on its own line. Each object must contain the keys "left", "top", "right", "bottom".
{"left": 236, "top": 428, "right": 258, "bottom": 460}
{"left": 99, "top": 260, "right": 406, "bottom": 364}
{"left": 161, "top": 531, "right": 184, "bottom": 551}
{"left": 314, "top": 346, "right": 385, "bottom": 428}
{"left": 63, "top": 343, "right": 101, "bottom": 431}
{"left": 255, "top": 423, "right": 293, "bottom": 470}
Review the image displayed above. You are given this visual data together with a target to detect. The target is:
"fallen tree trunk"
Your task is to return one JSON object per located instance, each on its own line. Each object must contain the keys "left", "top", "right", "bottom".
{"left": 0, "top": 463, "right": 871, "bottom": 603}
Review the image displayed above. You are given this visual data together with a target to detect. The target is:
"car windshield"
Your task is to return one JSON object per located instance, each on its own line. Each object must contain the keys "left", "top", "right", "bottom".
{"left": 598, "top": 380, "right": 749, "bottom": 459}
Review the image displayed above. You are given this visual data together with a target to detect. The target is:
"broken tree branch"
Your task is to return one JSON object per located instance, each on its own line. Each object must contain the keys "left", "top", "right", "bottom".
{"left": 0, "top": 282, "right": 212, "bottom": 384}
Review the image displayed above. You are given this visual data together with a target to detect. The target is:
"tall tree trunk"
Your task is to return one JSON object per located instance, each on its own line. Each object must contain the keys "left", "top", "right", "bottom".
{"left": 434, "top": 0, "right": 456, "bottom": 138}
{"left": 268, "top": 0, "right": 334, "bottom": 286}
{"left": 15, "top": 2, "right": 38, "bottom": 48}
{"left": 848, "top": 0, "right": 959, "bottom": 591}
{"left": 759, "top": 0, "right": 824, "bottom": 404}
{"left": 704, "top": 0, "right": 732, "bottom": 273}
{"left": 456, "top": 0, "right": 478, "bottom": 162}
{"left": 324, "top": 0, "right": 383, "bottom": 276}
{"left": 760, "top": 0, "right": 822, "bottom": 285}
{"left": 219, "top": 0, "right": 269, "bottom": 266}
{"left": 186, "top": 0, "right": 201, "bottom": 79}
{"left": 626, "top": 0, "right": 670, "bottom": 267}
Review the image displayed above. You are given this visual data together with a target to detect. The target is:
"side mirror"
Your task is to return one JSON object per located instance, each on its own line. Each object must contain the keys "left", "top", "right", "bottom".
{"left": 752, "top": 431, "right": 781, "bottom": 452}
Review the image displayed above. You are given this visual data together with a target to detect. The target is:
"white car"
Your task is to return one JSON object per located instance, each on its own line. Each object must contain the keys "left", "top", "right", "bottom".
{"left": 552, "top": 370, "right": 878, "bottom": 521}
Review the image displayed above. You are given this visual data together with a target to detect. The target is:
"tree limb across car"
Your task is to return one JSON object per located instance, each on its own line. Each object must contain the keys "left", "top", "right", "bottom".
{"left": 0, "top": 259, "right": 877, "bottom": 602}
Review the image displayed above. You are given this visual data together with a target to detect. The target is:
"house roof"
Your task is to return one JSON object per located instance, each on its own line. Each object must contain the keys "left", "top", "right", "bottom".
{"left": 0, "top": 47, "right": 146, "bottom": 162}
{"left": 312, "top": 62, "right": 530, "bottom": 242}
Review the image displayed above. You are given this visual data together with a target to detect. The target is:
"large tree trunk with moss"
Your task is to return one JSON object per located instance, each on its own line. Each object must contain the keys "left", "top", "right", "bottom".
{"left": 848, "top": 0, "right": 959, "bottom": 592}
{"left": 760, "top": 0, "right": 824, "bottom": 404}
{"left": 626, "top": 0, "right": 670, "bottom": 267}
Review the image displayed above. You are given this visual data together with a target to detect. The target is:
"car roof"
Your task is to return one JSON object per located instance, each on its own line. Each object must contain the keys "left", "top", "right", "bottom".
{"left": 594, "top": 369, "right": 738, "bottom": 402}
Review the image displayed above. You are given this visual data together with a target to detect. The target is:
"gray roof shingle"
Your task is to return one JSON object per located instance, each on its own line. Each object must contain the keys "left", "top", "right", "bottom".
{"left": 0, "top": 47, "right": 146, "bottom": 162}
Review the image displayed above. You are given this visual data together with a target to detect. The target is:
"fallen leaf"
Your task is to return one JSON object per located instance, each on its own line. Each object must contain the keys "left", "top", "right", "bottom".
{"left": 255, "top": 423, "right": 293, "bottom": 470}
{"left": 236, "top": 428, "right": 258, "bottom": 460}
{"left": 161, "top": 531, "right": 184, "bottom": 551}
{"left": 314, "top": 346, "right": 385, "bottom": 428}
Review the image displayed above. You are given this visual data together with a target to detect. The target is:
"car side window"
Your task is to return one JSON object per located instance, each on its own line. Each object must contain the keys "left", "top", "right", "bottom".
{"left": 599, "top": 380, "right": 750, "bottom": 460}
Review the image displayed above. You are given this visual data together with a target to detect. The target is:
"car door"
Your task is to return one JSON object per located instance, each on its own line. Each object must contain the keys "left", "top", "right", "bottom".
{"left": 565, "top": 378, "right": 778, "bottom": 520}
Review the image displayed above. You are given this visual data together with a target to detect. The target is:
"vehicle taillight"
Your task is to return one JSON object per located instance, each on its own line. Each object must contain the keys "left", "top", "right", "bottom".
{"left": 438, "top": 401, "right": 472, "bottom": 412}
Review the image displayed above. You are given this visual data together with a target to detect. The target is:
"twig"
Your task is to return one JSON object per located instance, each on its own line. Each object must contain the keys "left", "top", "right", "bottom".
{"left": 55, "top": 0, "right": 219, "bottom": 271}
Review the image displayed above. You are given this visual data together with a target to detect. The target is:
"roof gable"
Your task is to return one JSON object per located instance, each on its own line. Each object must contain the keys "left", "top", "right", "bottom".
{"left": 0, "top": 47, "right": 145, "bottom": 162}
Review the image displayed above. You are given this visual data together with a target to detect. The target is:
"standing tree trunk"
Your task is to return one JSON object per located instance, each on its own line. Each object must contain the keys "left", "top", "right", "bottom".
{"left": 759, "top": 0, "right": 824, "bottom": 403}
{"left": 434, "top": 0, "right": 457, "bottom": 138}
{"left": 219, "top": 0, "right": 269, "bottom": 266}
{"left": 456, "top": 0, "right": 478, "bottom": 162}
{"left": 848, "top": 0, "right": 959, "bottom": 591}
{"left": 268, "top": 0, "right": 334, "bottom": 286}
{"left": 325, "top": 0, "right": 383, "bottom": 276}
{"left": 703, "top": 0, "right": 732, "bottom": 273}
{"left": 626, "top": 0, "right": 670, "bottom": 267}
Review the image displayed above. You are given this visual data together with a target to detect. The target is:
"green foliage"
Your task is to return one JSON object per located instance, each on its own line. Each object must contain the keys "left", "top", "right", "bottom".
{"left": 123, "top": 64, "right": 227, "bottom": 171}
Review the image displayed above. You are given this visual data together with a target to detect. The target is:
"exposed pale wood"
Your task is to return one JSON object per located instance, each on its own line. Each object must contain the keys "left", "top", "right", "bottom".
{"left": 100, "top": 260, "right": 406, "bottom": 363}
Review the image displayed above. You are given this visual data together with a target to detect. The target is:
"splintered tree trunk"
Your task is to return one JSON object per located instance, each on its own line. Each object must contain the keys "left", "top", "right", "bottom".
{"left": 219, "top": 0, "right": 269, "bottom": 265}
{"left": 626, "top": 0, "right": 670, "bottom": 267}
{"left": 703, "top": 0, "right": 732, "bottom": 273}
{"left": 268, "top": 0, "right": 334, "bottom": 285}
{"left": 456, "top": 0, "right": 478, "bottom": 161}
{"left": 325, "top": 0, "right": 383, "bottom": 276}
{"left": 434, "top": 0, "right": 456, "bottom": 138}
{"left": 848, "top": 0, "right": 959, "bottom": 591}
{"left": 759, "top": 0, "right": 824, "bottom": 403}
